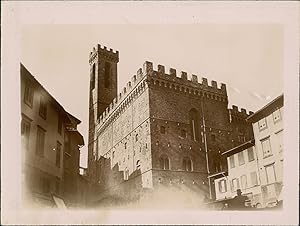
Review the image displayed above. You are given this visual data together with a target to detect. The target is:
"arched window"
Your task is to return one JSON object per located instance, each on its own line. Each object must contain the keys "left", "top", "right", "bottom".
{"left": 189, "top": 108, "right": 200, "bottom": 141}
{"left": 182, "top": 157, "right": 192, "bottom": 171}
{"left": 159, "top": 155, "right": 170, "bottom": 170}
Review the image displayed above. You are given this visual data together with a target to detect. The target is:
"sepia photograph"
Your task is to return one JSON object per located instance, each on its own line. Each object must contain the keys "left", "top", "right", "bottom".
{"left": 1, "top": 1, "right": 299, "bottom": 225}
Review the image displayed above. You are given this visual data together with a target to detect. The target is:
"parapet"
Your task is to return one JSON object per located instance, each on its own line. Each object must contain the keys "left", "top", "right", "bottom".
{"left": 141, "top": 61, "right": 227, "bottom": 95}
{"left": 96, "top": 60, "right": 229, "bottom": 128}
{"left": 230, "top": 105, "right": 252, "bottom": 118}
{"left": 89, "top": 44, "right": 119, "bottom": 64}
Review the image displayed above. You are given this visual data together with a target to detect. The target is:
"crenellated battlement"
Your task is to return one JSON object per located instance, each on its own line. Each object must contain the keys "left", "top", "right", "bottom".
{"left": 142, "top": 61, "right": 227, "bottom": 96}
{"left": 96, "top": 60, "right": 229, "bottom": 130}
{"left": 89, "top": 44, "right": 119, "bottom": 64}
{"left": 229, "top": 105, "right": 253, "bottom": 119}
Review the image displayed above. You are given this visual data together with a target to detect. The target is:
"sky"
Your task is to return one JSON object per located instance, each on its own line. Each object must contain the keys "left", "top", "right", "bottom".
{"left": 21, "top": 24, "right": 283, "bottom": 168}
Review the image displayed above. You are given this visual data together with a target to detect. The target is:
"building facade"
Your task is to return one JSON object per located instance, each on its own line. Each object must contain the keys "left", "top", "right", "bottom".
{"left": 87, "top": 44, "right": 253, "bottom": 206}
{"left": 212, "top": 94, "right": 284, "bottom": 208}
{"left": 20, "top": 64, "right": 85, "bottom": 208}
{"left": 213, "top": 140, "right": 263, "bottom": 207}
{"left": 247, "top": 94, "right": 284, "bottom": 207}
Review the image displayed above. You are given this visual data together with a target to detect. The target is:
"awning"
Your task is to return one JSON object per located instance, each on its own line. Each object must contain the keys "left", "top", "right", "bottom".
{"left": 207, "top": 171, "right": 228, "bottom": 179}
{"left": 222, "top": 139, "right": 255, "bottom": 157}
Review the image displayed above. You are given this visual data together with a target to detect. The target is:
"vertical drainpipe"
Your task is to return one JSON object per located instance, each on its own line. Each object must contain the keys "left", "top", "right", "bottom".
{"left": 201, "top": 101, "right": 212, "bottom": 199}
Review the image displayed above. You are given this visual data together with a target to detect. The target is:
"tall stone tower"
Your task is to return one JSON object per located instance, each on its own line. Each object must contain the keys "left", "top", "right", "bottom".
{"left": 87, "top": 44, "right": 119, "bottom": 183}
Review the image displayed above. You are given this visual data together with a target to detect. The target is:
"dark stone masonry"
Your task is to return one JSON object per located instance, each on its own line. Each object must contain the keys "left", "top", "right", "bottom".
{"left": 87, "top": 44, "right": 254, "bottom": 207}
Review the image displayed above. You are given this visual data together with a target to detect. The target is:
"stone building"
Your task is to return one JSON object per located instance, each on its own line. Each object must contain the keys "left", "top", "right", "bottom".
{"left": 20, "top": 64, "right": 85, "bottom": 208}
{"left": 87, "top": 44, "right": 253, "bottom": 206}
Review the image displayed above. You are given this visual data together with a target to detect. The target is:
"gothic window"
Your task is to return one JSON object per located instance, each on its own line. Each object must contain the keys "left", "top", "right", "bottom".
{"left": 104, "top": 62, "right": 111, "bottom": 88}
{"left": 182, "top": 157, "right": 192, "bottom": 171}
{"left": 189, "top": 108, "right": 200, "bottom": 142}
{"left": 91, "top": 64, "right": 95, "bottom": 89}
{"left": 159, "top": 155, "right": 170, "bottom": 170}
{"left": 135, "top": 134, "right": 138, "bottom": 142}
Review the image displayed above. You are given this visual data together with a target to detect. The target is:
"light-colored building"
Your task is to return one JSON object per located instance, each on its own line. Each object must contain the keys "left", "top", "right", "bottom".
{"left": 20, "top": 63, "right": 84, "bottom": 208}
{"left": 213, "top": 140, "right": 262, "bottom": 207}
{"left": 212, "top": 94, "right": 284, "bottom": 208}
{"left": 247, "top": 94, "right": 284, "bottom": 207}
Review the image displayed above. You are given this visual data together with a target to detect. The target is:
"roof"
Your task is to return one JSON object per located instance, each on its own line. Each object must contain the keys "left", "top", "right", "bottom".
{"left": 246, "top": 94, "right": 284, "bottom": 123}
{"left": 222, "top": 139, "right": 255, "bottom": 157}
{"left": 21, "top": 63, "right": 82, "bottom": 127}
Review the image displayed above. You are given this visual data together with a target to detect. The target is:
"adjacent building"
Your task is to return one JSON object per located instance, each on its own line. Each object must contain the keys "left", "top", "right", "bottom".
{"left": 212, "top": 94, "right": 284, "bottom": 208}
{"left": 247, "top": 94, "right": 284, "bottom": 207}
{"left": 213, "top": 140, "right": 262, "bottom": 207}
{"left": 20, "top": 64, "right": 85, "bottom": 208}
{"left": 87, "top": 44, "right": 253, "bottom": 206}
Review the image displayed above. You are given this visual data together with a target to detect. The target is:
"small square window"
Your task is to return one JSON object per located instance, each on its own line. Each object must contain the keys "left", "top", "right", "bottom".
{"left": 272, "top": 109, "right": 281, "bottom": 123}
{"left": 258, "top": 118, "right": 267, "bottom": 131}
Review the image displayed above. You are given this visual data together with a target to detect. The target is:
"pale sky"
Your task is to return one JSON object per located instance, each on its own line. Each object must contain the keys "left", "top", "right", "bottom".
{"left": 21, "top": 24, "right": 283, "bottom": 168}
